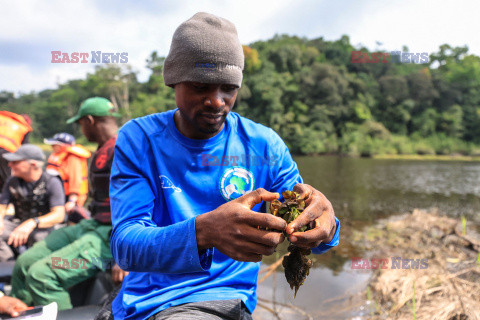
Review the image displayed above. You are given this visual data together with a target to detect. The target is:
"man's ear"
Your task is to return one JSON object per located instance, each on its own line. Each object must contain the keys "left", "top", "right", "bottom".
{"left": 86, "top": 115, "right": 95, "bottom": 125}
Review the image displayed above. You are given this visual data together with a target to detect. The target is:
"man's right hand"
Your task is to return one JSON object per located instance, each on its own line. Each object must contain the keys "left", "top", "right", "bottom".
{"left": 195, "top": 188, "right": 286, "bottom": 262}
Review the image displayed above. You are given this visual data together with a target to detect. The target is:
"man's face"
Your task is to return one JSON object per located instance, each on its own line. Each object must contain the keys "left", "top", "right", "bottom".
{"left": 174, "top": 82, "right": 239, "bottom": 139}
{"left": 78, "top": 116, "right": 95, "bottom": 142}
{"left": 8, "top": 160, "right": 32, "bottom": 179}
{"left": 52, "top": 144, "right": 67, "bottom": 154}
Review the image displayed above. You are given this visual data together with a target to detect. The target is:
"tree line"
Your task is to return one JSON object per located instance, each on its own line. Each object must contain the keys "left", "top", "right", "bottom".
{"left": 2, "top": 35, "right": 480, "bottom": 156}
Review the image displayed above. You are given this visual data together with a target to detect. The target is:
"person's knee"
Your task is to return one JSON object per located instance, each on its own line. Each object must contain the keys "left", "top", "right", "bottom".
{"left": 25, "top": 261, "right": 55, "bottom": 291}
{"left": 1, "top": 222, "right": 13, "bottom": 241}
{"left": 0, "top": 242, "right": 14, "bottom": 261}
{"left": 0, "top": 227, "right": 9, "bottom": 240}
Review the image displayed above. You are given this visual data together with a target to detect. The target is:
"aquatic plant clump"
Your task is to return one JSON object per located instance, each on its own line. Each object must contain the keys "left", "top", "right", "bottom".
{"left": 270, "top": 190, "right": 313, "bottom": 297}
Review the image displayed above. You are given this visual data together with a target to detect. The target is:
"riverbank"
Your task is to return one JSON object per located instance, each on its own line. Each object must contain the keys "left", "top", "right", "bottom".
{"left": 353, "top": 209, "right": 480, "bottom": 319}
{"left": 372, "top": 154, "right": 480, "bottom": 162}
{"left": 293, "top": 153, "right": 480, "bottom": 162}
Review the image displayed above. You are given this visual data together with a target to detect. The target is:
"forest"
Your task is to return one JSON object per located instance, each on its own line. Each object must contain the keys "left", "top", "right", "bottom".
{"left": 2, "top": 34, "right": 480, "bottom": 156}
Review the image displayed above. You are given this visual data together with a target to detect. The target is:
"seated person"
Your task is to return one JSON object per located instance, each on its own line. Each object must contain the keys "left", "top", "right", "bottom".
{"left": 10, "top": 97, "right": 127, "bottom": 310}
{"left": 44, "top": 132, "right": 91, "bottom": 222}
{"left": 107, "top": 13, "right": 339, "bottom": 320}
{"left": 0, "top": 144, "right": 65, "bottom": 261}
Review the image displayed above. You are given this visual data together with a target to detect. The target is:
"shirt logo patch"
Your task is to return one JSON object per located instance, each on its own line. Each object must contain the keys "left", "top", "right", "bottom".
{"left": 219, "top": 167, "right": 255, "bottom": 201}
{"left": 159, "top": 175, "right": 182, "bottom": 192}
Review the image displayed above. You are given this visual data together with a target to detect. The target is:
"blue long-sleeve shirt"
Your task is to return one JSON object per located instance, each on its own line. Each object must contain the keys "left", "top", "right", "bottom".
{"left": 110, "top": 110, "right": 340, "bottom": 320}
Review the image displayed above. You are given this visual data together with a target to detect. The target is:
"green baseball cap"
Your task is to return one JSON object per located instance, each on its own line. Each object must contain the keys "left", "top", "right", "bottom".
{"left": 66, "top": 97, "right": 121, "bottom": 124}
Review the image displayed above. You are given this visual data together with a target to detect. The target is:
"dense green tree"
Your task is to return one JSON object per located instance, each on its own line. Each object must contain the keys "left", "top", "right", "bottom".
{"left": 3, "top": 35, "right": 480, "bottom": 155}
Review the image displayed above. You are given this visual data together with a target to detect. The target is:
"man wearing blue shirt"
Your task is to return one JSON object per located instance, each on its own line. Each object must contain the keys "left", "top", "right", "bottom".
{"left": 109, "top": 12, "right": 340, "bottom": 320}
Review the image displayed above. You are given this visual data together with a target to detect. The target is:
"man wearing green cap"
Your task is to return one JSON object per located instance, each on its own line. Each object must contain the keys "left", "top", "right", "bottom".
{"left": 11, "top": 97, "right": 128, "bottom": 310}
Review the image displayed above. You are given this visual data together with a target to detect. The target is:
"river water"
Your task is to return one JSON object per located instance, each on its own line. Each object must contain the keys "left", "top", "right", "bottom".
{"left": 254, "top": 156, "right": 480, "bottom": 319}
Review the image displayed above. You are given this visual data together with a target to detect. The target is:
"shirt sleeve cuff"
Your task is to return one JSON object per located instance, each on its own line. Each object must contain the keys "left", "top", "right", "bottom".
{"left": 193, "top": 218, "right": 214, "bottom": 271}
{"left": 198, "top": 248, "right": 214, "bottom": 270}
{"left": 312, "top": 216, "right": 341, "bottom": 254}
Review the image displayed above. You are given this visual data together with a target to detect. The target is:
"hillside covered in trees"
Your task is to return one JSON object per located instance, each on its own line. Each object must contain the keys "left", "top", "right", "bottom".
{"left": 2, "top": 35, "right": 480, "bottom": 156}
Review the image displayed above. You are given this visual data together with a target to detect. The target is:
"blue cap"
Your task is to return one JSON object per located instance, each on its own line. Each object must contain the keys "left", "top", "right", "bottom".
{"left": 44, "top": 132, "right": 76, "bottom": 145}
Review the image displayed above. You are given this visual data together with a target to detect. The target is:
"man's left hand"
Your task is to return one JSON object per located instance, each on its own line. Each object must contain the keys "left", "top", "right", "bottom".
{"left": 285, "top": 183, "right": 337, "bottom": 249}
{"left": 7, "top": 219, "right": 36, "bottom": 248}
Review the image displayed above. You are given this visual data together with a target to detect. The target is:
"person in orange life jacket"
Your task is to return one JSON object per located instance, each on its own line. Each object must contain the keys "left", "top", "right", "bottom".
{"left": 44, "top": 132, "right": 91, "bottom": 221}
{"left": 0, "top": 144, "right": 65, "bottom": 261}
{"left": 0, "top": 111, "right": 33, "bottom": 190}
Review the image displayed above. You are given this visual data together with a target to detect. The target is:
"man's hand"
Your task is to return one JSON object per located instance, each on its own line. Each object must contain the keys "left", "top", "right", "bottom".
{"left": 196, "top": 188, "right": 287, "bottom": 262}
{"left": 111, "top": 263, "right": 129, "bottom": 285}
{"left": 7, "top": 219, "right": 36, "bottom": 247}
{"left": 285, "top": 183, "right": 336, "bottom": 249}
{"left": 0, "top": 296, "right": 29, "bottom": 317}
{"left": 65, "top": 201, "right": 76, "bottom": 213}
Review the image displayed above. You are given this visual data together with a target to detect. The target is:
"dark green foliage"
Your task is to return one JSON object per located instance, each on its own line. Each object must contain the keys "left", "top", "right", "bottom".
{"left": 2, "top": 35, "right": 480, "bottom": 155}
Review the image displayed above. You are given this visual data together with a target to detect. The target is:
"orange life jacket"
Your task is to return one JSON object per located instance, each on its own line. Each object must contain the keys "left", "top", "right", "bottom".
{"left": 46, "top": 145, "right": 91, "bottom": 200}
{"left": 46, "top": 151, "right": 69, "bottom": 175}
{"left": 0, "top": 111, "right": 33, "bottom": 152}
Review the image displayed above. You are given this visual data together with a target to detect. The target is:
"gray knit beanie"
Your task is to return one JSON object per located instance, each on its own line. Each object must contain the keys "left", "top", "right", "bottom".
{"left": 163, "top": 12, "right": 244, "bottom": 87}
